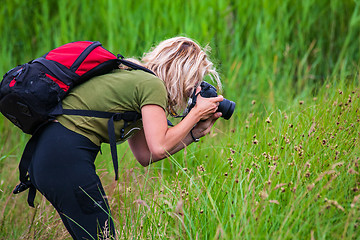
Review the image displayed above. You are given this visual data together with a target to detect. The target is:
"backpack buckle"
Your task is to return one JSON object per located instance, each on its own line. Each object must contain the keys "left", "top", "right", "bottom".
{"left": 13, "top": 181, "right": 32, "bottom": 194}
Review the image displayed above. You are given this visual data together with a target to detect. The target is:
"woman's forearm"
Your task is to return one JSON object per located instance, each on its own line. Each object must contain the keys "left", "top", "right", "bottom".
{"left": 161, "top": 110, "right": 200, "bottom": 151}
{"left": 158, "top": 131, "right": 195, "bottom": 159}
{"left": 141, "top": 105, "right": 201, "bottom": 160}
{"left": 128, "top": 128, "right": 195, "bottom": 166}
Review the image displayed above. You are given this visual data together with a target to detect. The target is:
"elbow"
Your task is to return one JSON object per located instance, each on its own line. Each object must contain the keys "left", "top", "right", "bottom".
{"left": 136, "top": 155, "right": 151, "bottom": 167}
{"left": 149, "top": 146, "right": 168, "bottom": 162}
{"left": 136, "top": 151, "right": 163, "bottom": 167}
{"left": 139, "top": 160, "right": 150, "bottom": 167}
{"left": 134, "top": 148, "right": 166, "bottom": 167}
{"left": 133, "top": 152, "right": 151, "bottom": 167}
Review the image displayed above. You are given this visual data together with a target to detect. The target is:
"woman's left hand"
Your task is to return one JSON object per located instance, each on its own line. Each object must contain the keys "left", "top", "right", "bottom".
{"left": 191, "top": 112, "right": 222, "bottom": 139}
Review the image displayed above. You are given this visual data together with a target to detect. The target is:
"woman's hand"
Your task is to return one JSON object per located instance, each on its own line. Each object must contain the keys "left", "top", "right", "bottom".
{"left": 191, "top": 112, "right": 222, "bottom": 139}
{"left": 192, "top": 87, "right": 224, "bottom": 120}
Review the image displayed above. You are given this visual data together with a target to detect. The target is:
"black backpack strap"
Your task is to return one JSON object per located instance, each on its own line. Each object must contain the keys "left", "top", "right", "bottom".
{"left": 13, "top": 134, "right": 39, "bottom": 207}
{"left": 32, "top": 58, "right": 78, "bottom": 84}
{"left": 62, "top": 109, "right": 141, "bottom": 180}
{"left": 107, "top": 112, "right": 141, "bottom": 179}
{"left": 117, "top": 55, "right": 156, "bottom": 76}
{"left": 62, "top": 109, "right": 115, "bottom": 118}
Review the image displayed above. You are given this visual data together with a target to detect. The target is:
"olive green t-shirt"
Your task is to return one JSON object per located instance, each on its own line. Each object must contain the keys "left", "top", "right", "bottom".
{"left": 57, "top": 69, "right": 168, "bottom": 146}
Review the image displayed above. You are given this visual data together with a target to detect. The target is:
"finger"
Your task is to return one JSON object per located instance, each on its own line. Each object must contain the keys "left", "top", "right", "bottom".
{"left": 211, "top": 107, "right": 218, "bottom": 113}
{"left": 200, "top": 113, "right": 219, "bottom": 128}
{"left": 210, "top": 114, "right": 221, "bottom": 125}
{"left": 207, "top": 112, "right": 221, "bottom": 119}
{"left": 208, "top": 95, "right": 224, "bottom": 103}
{"left": 195, "top": 86, "right": 201, "bottom": 95}
{"left": 204, "top": 112, "right": 221, "bottom": 122}
{"left": 214, "top": 112, "right": 222, "bottom": 119}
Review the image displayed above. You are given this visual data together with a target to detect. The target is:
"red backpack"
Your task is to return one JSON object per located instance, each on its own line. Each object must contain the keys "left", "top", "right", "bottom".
{"left": 0, "top": 41, "right": 153, "bottom": 134}
{"left": 0, "top": 41, "right": 154, "bottom": 206}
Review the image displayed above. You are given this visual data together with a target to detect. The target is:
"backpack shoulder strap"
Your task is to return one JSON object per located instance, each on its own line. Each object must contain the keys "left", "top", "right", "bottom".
{"left": 62, "top": 109, "right": 141, "bottom": 180}
{"left": 13, "top": 132, "right": 41, "bottom": 207}
{"left": 117, "top": 55, "right": 156, "bottom": 76}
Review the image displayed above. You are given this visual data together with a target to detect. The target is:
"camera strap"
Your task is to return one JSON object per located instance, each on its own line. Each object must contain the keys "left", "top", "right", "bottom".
{"left": 173, "top": 91, "right": 201, "bottom": 119}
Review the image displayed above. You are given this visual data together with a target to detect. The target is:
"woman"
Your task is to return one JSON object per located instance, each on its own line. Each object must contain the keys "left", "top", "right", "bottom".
{"left": 28, "top": 36, "right": 224, "bottom": 239}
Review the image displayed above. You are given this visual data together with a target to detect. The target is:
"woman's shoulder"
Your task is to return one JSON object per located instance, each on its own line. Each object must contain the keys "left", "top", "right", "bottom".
{"left": 121, "top": 70, "right": 165, "bottom": 89}
{"left": 110, "top": 69, "right": 162, "bottom": 84}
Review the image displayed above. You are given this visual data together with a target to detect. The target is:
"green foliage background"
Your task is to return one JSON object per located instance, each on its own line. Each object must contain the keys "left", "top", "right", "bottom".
{"left": 1, "top": 0, "right": 360, "bottom": 239}
{"left": 1, "top": 0, "right": 360, "bottom": 111}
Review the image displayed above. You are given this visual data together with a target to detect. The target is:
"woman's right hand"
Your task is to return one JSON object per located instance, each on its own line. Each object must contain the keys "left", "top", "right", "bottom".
{"left": 192, "top": 87, "right": 224, "bottom": 120}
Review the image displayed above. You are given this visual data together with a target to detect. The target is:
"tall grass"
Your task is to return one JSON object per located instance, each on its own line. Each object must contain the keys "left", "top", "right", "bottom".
{"left": 0, "top": 0, "right": 360, "bottom": 239}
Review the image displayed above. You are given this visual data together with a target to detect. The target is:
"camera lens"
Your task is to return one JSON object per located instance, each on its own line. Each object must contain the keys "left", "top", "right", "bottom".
{"left": 218, "top": 99, "right": 235, "bottom": 120}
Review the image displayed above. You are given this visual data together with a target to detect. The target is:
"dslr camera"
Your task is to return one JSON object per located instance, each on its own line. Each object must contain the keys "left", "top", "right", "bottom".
{"left": 184, "top": 81, "right": 235, "bottom": 120}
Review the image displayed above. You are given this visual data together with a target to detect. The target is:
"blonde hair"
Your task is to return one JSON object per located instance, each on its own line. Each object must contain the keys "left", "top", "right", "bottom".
{"left": 122, "top": 37, "right": 221, "bottom": 114}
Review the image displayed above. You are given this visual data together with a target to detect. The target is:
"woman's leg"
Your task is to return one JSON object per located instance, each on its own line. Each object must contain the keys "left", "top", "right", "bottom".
{"left": 28, "top": 122, "right": 115, "bottom": 239}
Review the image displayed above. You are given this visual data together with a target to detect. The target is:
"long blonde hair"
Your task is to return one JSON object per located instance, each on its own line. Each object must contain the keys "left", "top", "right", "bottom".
{"left": 122, "top": 37, "right": 221, "bottom": 114}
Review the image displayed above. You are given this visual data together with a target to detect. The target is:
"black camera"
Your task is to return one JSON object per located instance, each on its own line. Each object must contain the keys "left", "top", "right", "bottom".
{"left": 184, "top": 81, "right": 235, "bottom": 120}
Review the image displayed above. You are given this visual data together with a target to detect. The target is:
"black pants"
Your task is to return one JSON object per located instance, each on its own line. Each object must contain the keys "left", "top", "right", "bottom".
{"left": 28, "top": 122, "right": 115, "bottom": 239}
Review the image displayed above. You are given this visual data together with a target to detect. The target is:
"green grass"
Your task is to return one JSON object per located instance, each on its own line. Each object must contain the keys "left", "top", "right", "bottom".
{"left": 1, "top": 0, "right": 360, "bottom": 239}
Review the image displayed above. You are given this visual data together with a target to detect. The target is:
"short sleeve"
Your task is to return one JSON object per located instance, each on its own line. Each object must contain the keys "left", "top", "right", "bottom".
{"left": 135, "top": 76, "right": 168, "bottom": 111}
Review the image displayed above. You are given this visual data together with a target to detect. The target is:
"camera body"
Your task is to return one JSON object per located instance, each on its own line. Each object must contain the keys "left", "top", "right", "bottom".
{"left": 184, "top": 81, "right": 235, "bottom": 120}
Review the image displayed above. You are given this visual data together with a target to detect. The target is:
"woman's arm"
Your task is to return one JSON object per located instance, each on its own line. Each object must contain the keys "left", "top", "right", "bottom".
{"left": 128, "top": 94, "right": 223, "bottom": 166}
{"left": 128, "top": 112, "right": 221, "bottom": 166}
{"left": 128, "top": 127, "right": 193, "bottom": 166}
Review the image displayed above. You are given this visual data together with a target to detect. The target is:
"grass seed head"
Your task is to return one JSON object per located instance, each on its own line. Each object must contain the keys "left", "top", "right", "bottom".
{"left": 351, "top": 195, "right": 360, "bottom": 208}
{"left": 275, "top": 183, "right": 287, "bottom": 190}
{"left": 259, "top": 191, "right": 269, "bottom": 199}
{"left": 197, "top": 165, "right": 205, "bottom": 172}
{"left": 348, "top": 168, "right": 359, "bottom": 175}
{"left": 307, "top": 183, "right": 315, "bottom": 191}
{"left": 269, "top": 200, "right": 279, "bottom": 204}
